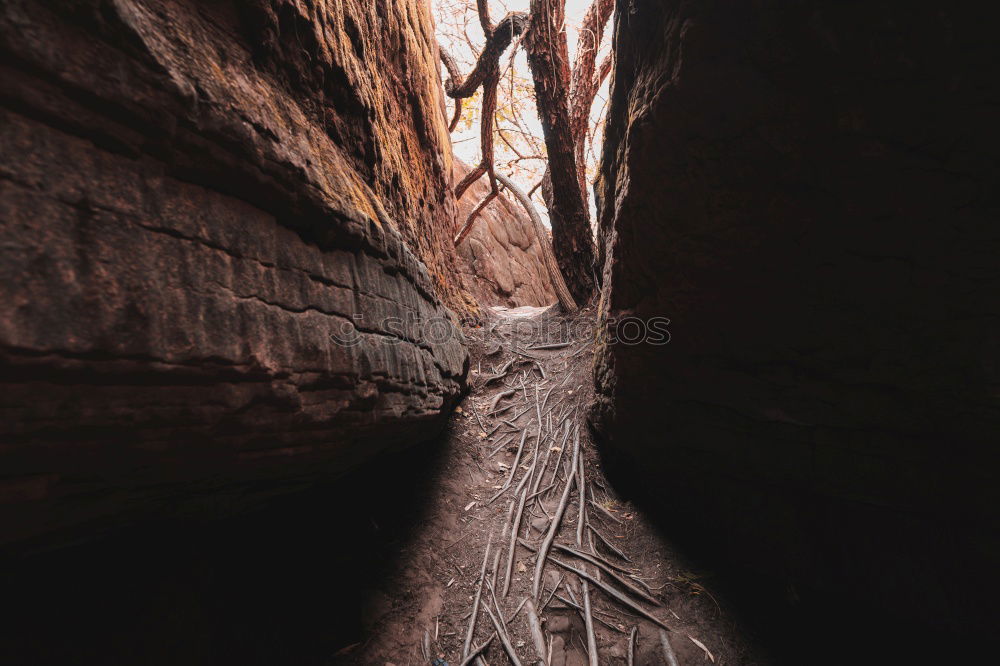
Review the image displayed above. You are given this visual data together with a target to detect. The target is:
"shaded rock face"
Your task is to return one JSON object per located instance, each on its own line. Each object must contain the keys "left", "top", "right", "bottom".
{"left": 593, "top": 0, "right": 998, "bottom": 632}
{"left": 454, "top": 161, "right": 557, "bottom": 307}
{"left": 0, "top": 0, "right": 469, "bottom": 548}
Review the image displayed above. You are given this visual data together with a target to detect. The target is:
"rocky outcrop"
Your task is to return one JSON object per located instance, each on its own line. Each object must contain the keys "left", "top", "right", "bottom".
{"left": 593, "top": 0, "right": 998, "bottom": 632}
{"left": 0, "top": 0, "right": 469, "bottom": 548}
{"left": 454, "top": 161, "right": 558, "bottom": 308}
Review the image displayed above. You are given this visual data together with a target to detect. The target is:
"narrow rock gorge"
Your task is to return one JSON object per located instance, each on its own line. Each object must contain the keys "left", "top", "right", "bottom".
{"left": 1, "top": 0, "right": 997, "bottom": 664}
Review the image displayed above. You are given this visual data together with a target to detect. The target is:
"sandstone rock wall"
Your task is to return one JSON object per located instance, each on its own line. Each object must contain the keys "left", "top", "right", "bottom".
{"left": 454, "top": 161, "right": 557, "bottom": 308}
{"left": 0, "top": 0, "right": 469, "bottom": 548}
{"left": 593, "top": 0, "right": 998, "bottom": 630}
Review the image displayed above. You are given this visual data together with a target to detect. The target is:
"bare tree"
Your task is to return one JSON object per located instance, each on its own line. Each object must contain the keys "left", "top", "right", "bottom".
{"left": 525, "top": 0, "right": 606, "bottom": 302}
{"left": 438, "top": 0, "right": 614, "bottom": 306}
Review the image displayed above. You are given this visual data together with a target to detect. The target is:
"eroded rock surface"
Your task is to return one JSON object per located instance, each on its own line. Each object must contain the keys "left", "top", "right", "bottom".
{"left": 593, "top": 0, "right": 998, "bottom": 632}
{"left": 0, "top": 0, "right": 469, "bottom": 547}
{"left": 454, "top": 161, "right": 557, "bottom": 307}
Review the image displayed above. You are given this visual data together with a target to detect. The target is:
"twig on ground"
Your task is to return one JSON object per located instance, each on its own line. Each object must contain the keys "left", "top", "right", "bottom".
{"left": 540, "top": 573, "right": 564, "bottom": 611}
{"left": 532, "top": 423, "right": 581, "bottom": 600}
{"left": 525, "top": 599, "right": 548, "bottom": 666}
{"left": 506, "top": 597, "right": 528, "bottom": 624}
{"left": 547, "top": 557, "right": 674, "bottom": 632}
{"left": 589, "top": 523, "right": 630, "bottom": 562}
{"left": 582, "top": 580, "right": 599, "bottom": 666}
{"left": 458, "top": 633, "right": 497, "bottom": 666}
{"left": 463, "top": 534, "right": 494, "bottom": 659}
{"left": 484, "top": 579, "right": 524, "bottom": 666}
{"left": 576, "top": 439, "right": 587, "bottom": 547}
{"left": 551, "top": 594, "right": 627, "bottom": 634}
{"left": 589, "top": 498, "right": 623, "bottom": 525}
{"left": 659, "top": 629, "right": 681, "bottom": 666}
{"left": 530, "top": 341, "right": 573, "bottom": 350}
{"left": 502, "top": 487, "right": 528, "bottom": 597}
{"left": 489, "top": 429, "right": 529, "bottom": 503}
{"left": 489, "top": 389, "right": 517, "bottom": 413}
{"left": 627, "top": 627, "right": 638, "bottom": 666}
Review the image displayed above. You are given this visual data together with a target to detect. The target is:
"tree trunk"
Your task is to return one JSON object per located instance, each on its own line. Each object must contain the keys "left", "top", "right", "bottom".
{"left": 525, "top": 0, "right": 597, "bottom": 303}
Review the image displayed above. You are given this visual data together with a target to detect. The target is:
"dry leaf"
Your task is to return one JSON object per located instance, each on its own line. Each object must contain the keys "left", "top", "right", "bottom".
{"left": 687, "top": 635, "right": 715, "bottom": 662}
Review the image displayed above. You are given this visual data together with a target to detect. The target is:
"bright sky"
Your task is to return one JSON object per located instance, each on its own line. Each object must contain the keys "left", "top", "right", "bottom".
{"left": 433, "top": 1, "right": 612, "bottom": 226}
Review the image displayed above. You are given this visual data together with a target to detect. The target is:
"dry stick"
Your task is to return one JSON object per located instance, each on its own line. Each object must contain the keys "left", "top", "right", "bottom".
{"left": 529, "top": 435, "right": 555, "bottom": 502}
{"left": 540, "top": 373, "right": 570, "bottom": 414}
{"left": 500, "top": 404, "right": 534, "bottom": 424}
{"left": 589, "top": 523, "right": 631, "bottom": 562}
{"left": 502, "top": 487, "right": 528, "bottom": 597}
{"left": 463, "top": 534, "right": 494, "bottom": 659}
{"left": 530, "top": 341, "right": 573, "bottom": 350}
{"left": 458, "top": 634, "right": 497, "bottom": 666}
{"left": 483, "top": 356, "right": 516, "bottom": 386}
{"left": 515, "top": 424, "right": 543, "bottom": 497}
{"left": 627, "top": 627, "right": 638, "bottom": 666}
{"left": 545, "top": 421, "right": 572, "bottom": 493}
{"left": 489, "top": 389, "right": 517, "bottom": 413}
{"left": 531, "top": 423, "right": 581, "bottom": 600}
{"left": 589, "top": 498, "right": 623, "bottom": 525}
{"left": 576, "top": 437, "right": 587, "bottom": 547}
{"left": 540, "top": 573, "right": 564, "bottom": 611}
{"left": 659, "top": 629, "right": 681, "bottom": 666}
{"left": 582, "top": 580, "right": 599, "bottom": 666}
{"left": 483, "top": 579, "right": 524, "bottom": 666}
{"left": 506, "top": 597, "right": 528, "bottom": 624}
{"left": 470, "top": 400, "right": 488, "bottom": 433}
{"left": 520, "top": 540, "right": 655, "bottom": 604}
{"left": 528, "top": 483, "right": 555, "bottom": 502}
{"left": 547, "top": 557, "right": 674, "bottom": 632}
{"left": 551, "top": 593, "right": 627, "bottom": 634}
{"left": 489, "top": 429, "right": 529, "bottom": 504}
{"left": 525, "top": 599, "right": 548, "bottom": 666}
{"left": 488, "top": 432, "right": 515, "bottom": 459}
{"left": 547, "top": 541, "right": 636, "bottom": 575}
{"left": 487, "top": 400, "right": 519, "bottom": 419}
{"left": 493, "top": 504, "right": 513, "bottom": 587}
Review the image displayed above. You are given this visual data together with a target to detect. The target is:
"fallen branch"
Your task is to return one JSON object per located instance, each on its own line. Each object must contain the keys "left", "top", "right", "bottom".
{"left": 531, "top": 423, "right": 581, "bottom": 600}
{"left": 659, "top": 629, "right": 680, "bottom": 666}
{"left": 589, "top": 523, "right": 630, "bottom": 562}
{"left": 489, "top": 429, "right": 529, "bottom": 504}
{"left": 576, "top": 436, "right": 587, "bottom": 547}
{"left": 525, "top": 599, "right": 549, "bottom": 666}
{"left": 502, "top": 487, "right": 528, "bottom": 597}
{"left": 547, "top": 557, "right": 673, "bottom": 632}
{"left": 489, "top": 389, "right": 517, "bottom": 413}
{"left": 463, "top": 534, "right": 494, "bottom": 659}
{"left": 458, "top": 633, "right": 497, "bottom": 666}
{"left": 530, "top": 341, "right": 573, "bottom": 350}
{"left": 582, "top": 580, "right": 599, "bottom": 666}
{"left": 484, "top": 579, "right": 524, "bottom": 666}
{"left": 518, "top": 538, "right": 655, "bottom": 605}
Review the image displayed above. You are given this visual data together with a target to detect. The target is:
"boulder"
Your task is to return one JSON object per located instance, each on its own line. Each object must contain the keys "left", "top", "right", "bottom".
{"left": 454, "top": 161, "right": 557, "bottom": 307}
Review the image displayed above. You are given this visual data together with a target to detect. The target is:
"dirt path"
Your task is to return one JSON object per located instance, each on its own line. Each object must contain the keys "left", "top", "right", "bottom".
{"left": 337, "top": 306, "right": 766, "bottom": 665}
